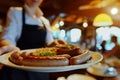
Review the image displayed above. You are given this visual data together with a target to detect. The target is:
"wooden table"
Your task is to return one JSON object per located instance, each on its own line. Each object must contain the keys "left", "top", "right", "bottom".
{"left": 49, "top": 68, "right": 120, "bottom": 80}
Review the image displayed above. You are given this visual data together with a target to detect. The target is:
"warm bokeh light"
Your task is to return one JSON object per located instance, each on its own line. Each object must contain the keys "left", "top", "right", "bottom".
{"left": 93, "top": 13, "right": 113, "bottom": 26}
{"left": 51, "top": 23, "right": 60, "bottom": 31}
{"left": 110, "top": 7, "right": 118, "bottom": 15}
{"left": 59, "top": 21, "right": 64, "bottom": 26}
{"left": 83, "top": 22, "right": 88, "bottom": 28}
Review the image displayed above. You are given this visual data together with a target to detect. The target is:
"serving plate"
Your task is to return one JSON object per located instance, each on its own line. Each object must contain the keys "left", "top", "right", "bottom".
{"left": 0, "top": 50, "right": 103, "bottom": 72}
{"left": 87, "top": 66, "right": 118, "bottom": 77}
{"left": 66, "top": 74, "right": 96, "bottom": 80}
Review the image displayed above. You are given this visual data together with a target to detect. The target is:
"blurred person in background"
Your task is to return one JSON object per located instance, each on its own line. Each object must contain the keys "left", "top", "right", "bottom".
{"left": 0, "top": 0, "right": 55, "bottom": 80}
{"left": 79, "top": 35, "right": 96, "bottom": 50}
{"left": 100, "top": 40, "right": 107, "bottom": 54}
{"left": 103, "top": 35, "right": 120, "bottom": 58}
{"left": 86, "top": 35, "right": 96, "bottom": 51}
{"left": 0, "top": 18, "right": 3, "bottom": 33}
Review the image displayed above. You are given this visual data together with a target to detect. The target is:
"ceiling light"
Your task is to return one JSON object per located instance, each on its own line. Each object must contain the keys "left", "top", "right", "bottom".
{"left": 110, "top": 8, "right": 118, "bottom": 15}
{"left": 93, "top": 13, "right": 113, "bottom": 26}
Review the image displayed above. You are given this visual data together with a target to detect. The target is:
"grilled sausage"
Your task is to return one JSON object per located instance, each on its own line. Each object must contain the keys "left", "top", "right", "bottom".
{"left": 9, "top": 52, "right": 69, "bottom": 66}
{"left": 69, "top": 50, "right": 91, "bottom": 65}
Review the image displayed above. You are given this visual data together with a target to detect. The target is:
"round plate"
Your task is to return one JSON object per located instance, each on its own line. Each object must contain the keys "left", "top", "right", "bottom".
{"left": 0, "top": 50, "right": 103, "bottom": 72}
{"left": 66, "top": 74, "right": 96, "bottom": 80}
{"left": 87, "top": 67, "right": 118, "bottom": 77}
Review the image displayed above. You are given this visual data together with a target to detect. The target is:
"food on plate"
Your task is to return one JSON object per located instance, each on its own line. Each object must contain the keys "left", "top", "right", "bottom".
{"left": 56, "top": 44, "right": 81, "bottom": 57}
{"left": 9, "top": 48, "right": 69, "bottom": 66}
{"left": 70, "top": 50, "right": 91, "bottom": 65}
{"left": 48, "top": 40, "right": 81, "bottom": 56}
{"left": 47, "top": 39, "right": 67, "bottom": 47}
{"left": 9, "top": 44, "right": 92, "bottom": 67}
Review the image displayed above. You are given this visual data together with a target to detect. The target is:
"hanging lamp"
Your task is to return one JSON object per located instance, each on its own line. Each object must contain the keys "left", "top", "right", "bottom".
{"left": 93, "top": 13, "right": 113, "bottom": 26}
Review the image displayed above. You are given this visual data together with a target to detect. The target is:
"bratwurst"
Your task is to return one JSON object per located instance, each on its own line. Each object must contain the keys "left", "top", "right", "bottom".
{"left": 9, "top": 51, "right": 69, "bottom": 66}
{"left": 9, "top": 47, "right": 92, "bottom": 66}
{"left": 69, "top": 50, "right": 91, "bottom": 65}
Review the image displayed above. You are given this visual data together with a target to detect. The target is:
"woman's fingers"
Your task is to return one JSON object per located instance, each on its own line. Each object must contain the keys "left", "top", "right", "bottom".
{"left": 0, "top": 45, "right": 20, "bottom": 55}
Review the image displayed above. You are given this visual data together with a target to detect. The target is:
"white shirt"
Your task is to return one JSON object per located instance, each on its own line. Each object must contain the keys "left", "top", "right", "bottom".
{"left": 1, "top": 7, "right": 53, "bottom": 45}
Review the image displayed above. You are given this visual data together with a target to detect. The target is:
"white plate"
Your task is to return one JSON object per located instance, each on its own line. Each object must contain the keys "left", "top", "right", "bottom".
{"left": 66, "top": 74, "right": 96, "bottom": 80}
{"left": 87, "top": 67, "right": 118, "bottom": 77}
{"left": 0, "top": 50, "right": 103, "bottom": 72}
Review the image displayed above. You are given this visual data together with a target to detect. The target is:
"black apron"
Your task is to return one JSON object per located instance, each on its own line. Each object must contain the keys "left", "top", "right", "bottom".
{"left": 17, "top": 7, "right": 46, "bottom": 49}
{"left": 0, "top": 8, "right": 49, "bottom": 80}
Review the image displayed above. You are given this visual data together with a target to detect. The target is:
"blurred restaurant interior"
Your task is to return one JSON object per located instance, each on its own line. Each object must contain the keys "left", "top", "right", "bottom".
{"left": 1, "top": 0, "right": 120, "bottom": 80}
{"left": 0, "top": 0, "right": 120, "bottom": 51}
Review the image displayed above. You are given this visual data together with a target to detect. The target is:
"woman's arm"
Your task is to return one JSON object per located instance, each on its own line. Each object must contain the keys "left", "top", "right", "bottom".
{"left": 0, "top": 39, "right": 20, "bottom": 55}
{"left": 0, "top": 7, "right": 22, "bottom": 55}
{"left": 103, "top": 45, "right": 119, "bottom": 57}
{"left": 2, "top": 7, "right": 22, "bottom": 45}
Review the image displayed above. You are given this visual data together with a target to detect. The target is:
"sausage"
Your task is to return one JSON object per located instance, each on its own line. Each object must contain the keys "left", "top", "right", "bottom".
{"left": 10, "top": 52, "right": 69, "bottom": 66}
{"left": 9, "top": 52, "right": 23, "bottom": 65}
{"left": 56, "top": 54, "right": 71, "bottom": 58}
{"left": 57, "top": 47, "right": 81, "bottom": 57}
{"left": 10, "top": 49, "right": 91, "bottom": 66}
{"left": 22, "top": 56, "right": 69, "bottom": 66}
{"left": 47, "top": 39, "right": 67, "bottom": 47}
{"left": 69, "top": 50, "right": 91, "bottom": 65}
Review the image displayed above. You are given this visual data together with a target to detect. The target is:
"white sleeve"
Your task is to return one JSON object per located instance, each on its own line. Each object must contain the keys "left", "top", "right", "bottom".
{"left": 1, "top": 7, "right": 19, "bottom": 45}
{"left": 46, "top": 30, "right": 54, "bottom": 43}
{"left": 45, "top": 21, "right": 54, "bottom": 43}
{"left": 40, "top": 16, "right": 54, "bottom": 43}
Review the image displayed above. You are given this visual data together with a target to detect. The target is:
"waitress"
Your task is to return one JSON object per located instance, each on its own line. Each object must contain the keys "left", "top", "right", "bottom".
{"left": 0, "top": 0, "right": 54, "bottom": 80}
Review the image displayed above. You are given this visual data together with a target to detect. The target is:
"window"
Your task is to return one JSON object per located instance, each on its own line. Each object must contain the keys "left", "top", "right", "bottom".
{"left": 96, "top": 26, "right": 120, "bottom": 50}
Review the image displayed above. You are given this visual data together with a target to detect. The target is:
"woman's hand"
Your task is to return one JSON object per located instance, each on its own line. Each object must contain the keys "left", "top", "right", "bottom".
{"left": 0, "top": 45, "right": 20, "bottom": 55}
